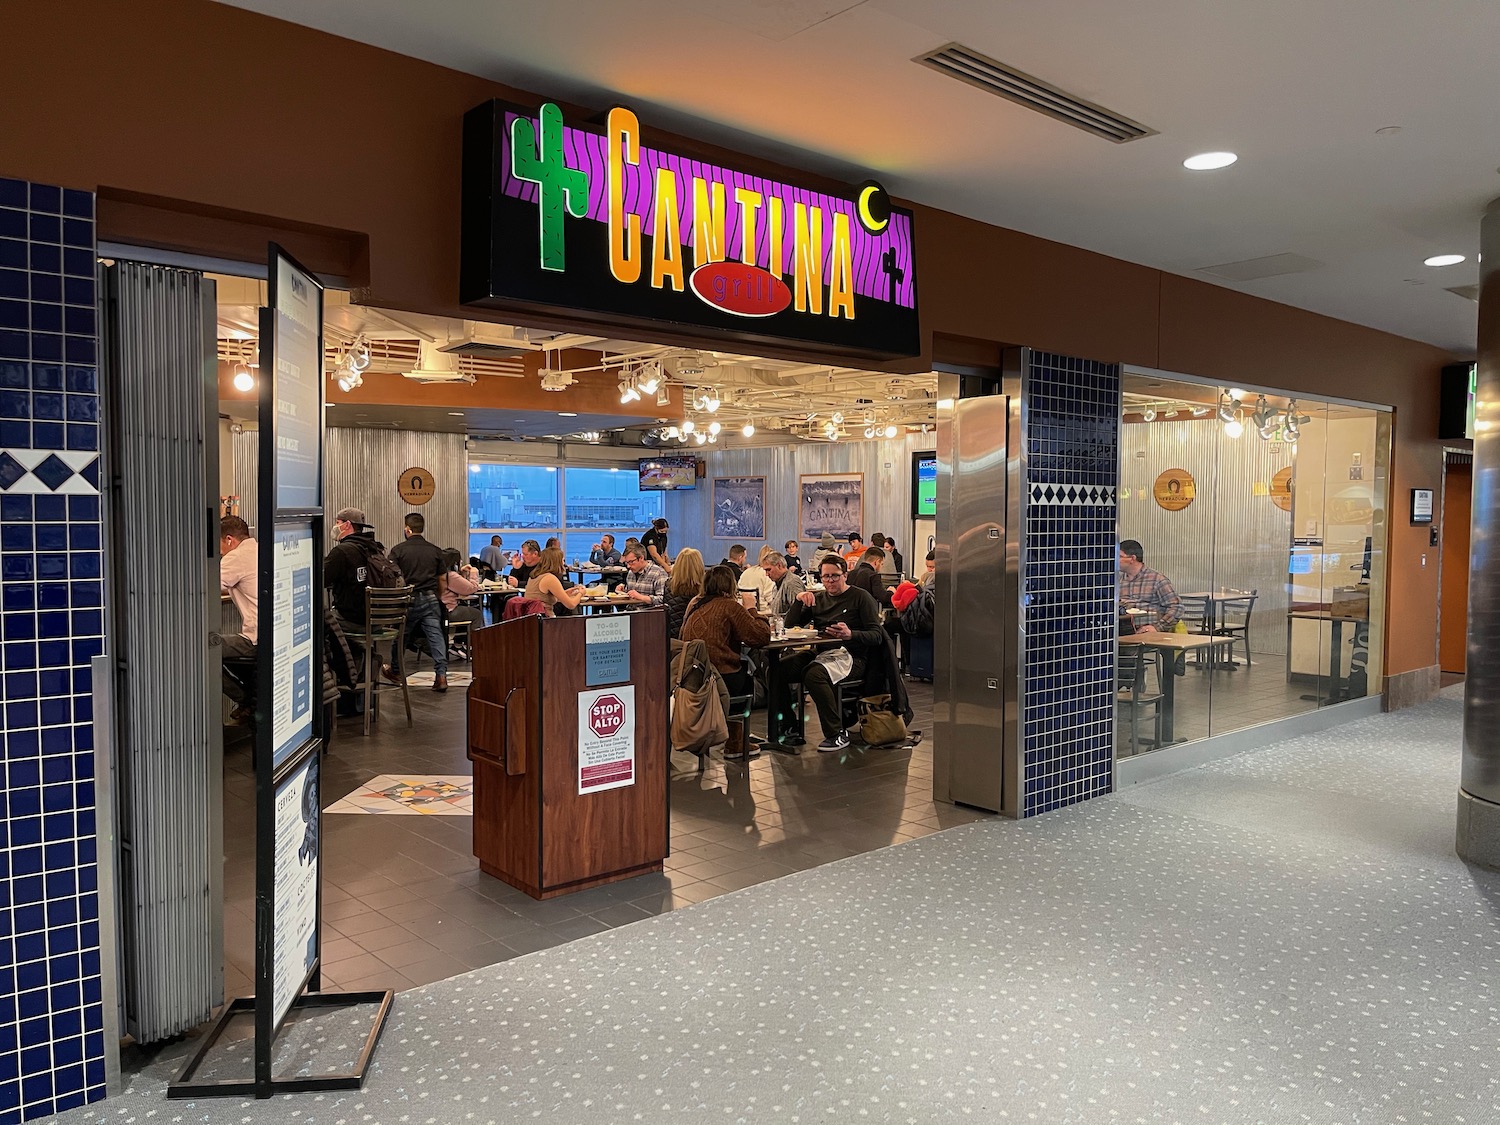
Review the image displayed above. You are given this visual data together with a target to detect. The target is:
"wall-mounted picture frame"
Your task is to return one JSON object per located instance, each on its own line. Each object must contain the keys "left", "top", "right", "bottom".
{"left": 799, "top": 472, "right": 863, "bottom": 540}
{"left": 711, "top": 476, "right": 766, "bottom": 540}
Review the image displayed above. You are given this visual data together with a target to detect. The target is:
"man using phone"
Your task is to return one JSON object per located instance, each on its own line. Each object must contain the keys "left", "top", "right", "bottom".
{"left": 779, "top": 555, "right": 885, "bottom": 752}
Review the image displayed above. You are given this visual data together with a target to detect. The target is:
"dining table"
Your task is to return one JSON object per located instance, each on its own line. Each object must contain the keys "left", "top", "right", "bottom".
{"left": 758, "top": 629, "right": 848, "bottom": 751}
{"left": 1288, "top": 610, "right": 1366, "bottom": 703}
{"left": 1118, "top": 632, "right": 1236, "bottom": 742}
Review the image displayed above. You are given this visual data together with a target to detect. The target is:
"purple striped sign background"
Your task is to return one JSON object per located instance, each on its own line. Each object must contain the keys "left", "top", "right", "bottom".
{"left": 500, "top": 110, "right": 916, "bottom": 310}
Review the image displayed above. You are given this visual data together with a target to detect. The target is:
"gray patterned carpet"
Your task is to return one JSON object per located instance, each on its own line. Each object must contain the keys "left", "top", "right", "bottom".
{"left": 47, "top": 687, "right": 1500, "bottom": 1124}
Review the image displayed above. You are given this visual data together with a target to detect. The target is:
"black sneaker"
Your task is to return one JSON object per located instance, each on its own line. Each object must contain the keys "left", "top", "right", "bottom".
{"left": 817, "top": 731, "right": 850, "bottom": 753}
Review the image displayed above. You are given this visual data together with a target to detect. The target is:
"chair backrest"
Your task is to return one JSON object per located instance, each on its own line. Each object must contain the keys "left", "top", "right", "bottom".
{"left": 1176, "top": 595, "right": 1210, "bottom": 632}
{"left": 364, "top": 585, "right": 413, "bottom": 634}
{"left": 502, "top": 596, "right": 548, "bottom": 621}
{"left": 1117, "top": 646, "right": 1148, "bottom": 693}
{"left": 1219, "top": 592, "right": 1258, "bottom": 627}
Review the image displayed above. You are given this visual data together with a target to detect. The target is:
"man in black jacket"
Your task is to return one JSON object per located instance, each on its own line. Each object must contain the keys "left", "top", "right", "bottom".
{"left": 388, "top": 512, "right": 450, "bottom": 693}
{"left": 719, "top": 543, "right": 747, "bottom": 580}
{"left": 847, "top": 546, "right": 889, "bottom": 606}
{"left": 780, "top": 554, "right": 885, "bottom": 752}
{"left": 324, "top": 507, "right": 389, "bottom": 628}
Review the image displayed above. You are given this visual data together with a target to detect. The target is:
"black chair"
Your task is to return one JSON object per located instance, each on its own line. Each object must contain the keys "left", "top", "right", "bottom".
{"left": 1212, "top": 592, "right": 1258, "bottom": 667}
{"left": 724, "top": 693, "right": 756, "bottom": 762}
{"left": 1116, "top": 646, "right": 1163, "bottom": 756}
{"left": 790, "top": 676, "right": 865, "bottom": 740}
{"left": 354, "top": 586, "right": 414, "bottom": 737}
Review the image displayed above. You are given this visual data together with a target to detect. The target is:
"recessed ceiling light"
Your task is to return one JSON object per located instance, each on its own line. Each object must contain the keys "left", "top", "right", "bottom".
{"left": 1183, "top": 151, "right": 1238, "bottom": 171}
{"left": 1424, "top": 254, "right": 1466, "bottom": 267}
{"left": 447, "top": 411, "right": 464, "bottom": 417}
{"left": 558, "top": 411, "right": 578, "bottom": 417}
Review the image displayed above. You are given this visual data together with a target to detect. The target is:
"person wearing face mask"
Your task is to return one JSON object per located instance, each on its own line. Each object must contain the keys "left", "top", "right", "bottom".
{"left": 324, "top": 506, "right": 393, "bottom": 630}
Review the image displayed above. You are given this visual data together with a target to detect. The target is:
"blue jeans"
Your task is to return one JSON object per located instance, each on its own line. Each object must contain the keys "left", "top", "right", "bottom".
{"left": 392, "top": 590, "right": 447, "bottom": 677}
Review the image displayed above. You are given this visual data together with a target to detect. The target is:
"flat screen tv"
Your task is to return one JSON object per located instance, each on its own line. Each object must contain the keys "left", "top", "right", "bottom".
{"left": 638, "top": 456, "right": 697, "bottom": 491}
{"left": 912, "top": 452, "right": 937, "bottom": 517}
{"left": 1438, "top": 362, "right": 1476, "bottom": 440}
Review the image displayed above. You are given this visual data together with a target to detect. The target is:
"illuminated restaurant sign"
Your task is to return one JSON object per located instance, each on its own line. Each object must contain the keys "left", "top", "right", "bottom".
{"left": 461, "top": 100, "right": 920, "bottom": 358}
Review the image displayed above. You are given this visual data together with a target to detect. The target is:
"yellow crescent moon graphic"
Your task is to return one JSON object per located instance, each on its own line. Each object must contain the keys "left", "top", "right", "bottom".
{"left": 858, "top": 184, "right": 889, "bottom": 233}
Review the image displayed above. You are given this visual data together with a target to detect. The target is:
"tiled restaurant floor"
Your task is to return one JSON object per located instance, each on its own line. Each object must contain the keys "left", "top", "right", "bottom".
{"left": 1116, "top": 645, "right": 1337, "bottom": 755}
{"left": 221, "top": 672, "right": 982, "bottom": 997}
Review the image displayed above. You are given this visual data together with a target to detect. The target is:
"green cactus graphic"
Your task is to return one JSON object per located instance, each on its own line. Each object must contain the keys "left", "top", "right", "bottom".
{"left": 511, "top": 102, "right": 589, "bottom": 272}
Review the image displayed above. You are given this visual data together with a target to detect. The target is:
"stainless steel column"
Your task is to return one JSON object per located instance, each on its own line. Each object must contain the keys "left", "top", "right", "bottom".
{"left": 1458, "top": 197, "right": 1500, "bottom": 867}
{"left": 933, "top": 369, "right": 1016, "bottom": 814}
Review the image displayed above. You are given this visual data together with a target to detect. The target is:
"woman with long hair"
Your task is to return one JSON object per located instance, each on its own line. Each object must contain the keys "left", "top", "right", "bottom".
{"left": 680, "top": 564, "right": 771, "bottom": 695}
{"left": 524, "top": 546, "right": 585, "bottom": 617}
{"left": 663, "top": 547, "right": 705, "bottom": 639}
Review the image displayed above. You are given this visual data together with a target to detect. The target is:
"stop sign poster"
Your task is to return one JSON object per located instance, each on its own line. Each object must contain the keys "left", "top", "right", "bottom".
{"left": 578, "top": 686, "right": 635, "bottom": 794}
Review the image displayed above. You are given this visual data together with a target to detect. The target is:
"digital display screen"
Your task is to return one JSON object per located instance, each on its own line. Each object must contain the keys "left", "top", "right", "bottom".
{"left": 638, "top": 456, "right": 697, "bottom": 491}
{"left": 913, "top": 453, "right": 937, "bottom": 517}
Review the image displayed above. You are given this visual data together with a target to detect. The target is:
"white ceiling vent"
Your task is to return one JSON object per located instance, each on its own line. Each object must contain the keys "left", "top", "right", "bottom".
{"left": 914, "top": 43, "right": 1155, "bottom": 143}
{"left": 1197, "top": 253, "right": 1324, "bottom": 282}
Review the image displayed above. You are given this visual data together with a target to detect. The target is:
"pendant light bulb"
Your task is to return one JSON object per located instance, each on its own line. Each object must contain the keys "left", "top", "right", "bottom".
{"left": 741, "top": 422, "right": 755, "bottom": 437}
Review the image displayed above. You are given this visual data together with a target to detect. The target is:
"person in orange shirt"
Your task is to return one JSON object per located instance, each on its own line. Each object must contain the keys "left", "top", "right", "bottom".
{"left": 842, "top": 532, "right": 867, "bottom": 564}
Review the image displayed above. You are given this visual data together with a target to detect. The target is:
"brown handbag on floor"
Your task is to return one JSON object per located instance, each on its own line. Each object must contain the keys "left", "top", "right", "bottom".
{"left": 670, "top": 639, "right": 730, "bottom": 755}
{"left": 858, "top": 694, "right": 909, "bottom": 747}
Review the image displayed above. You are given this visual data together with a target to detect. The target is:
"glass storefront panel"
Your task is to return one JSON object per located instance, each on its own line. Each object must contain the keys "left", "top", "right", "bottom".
{"left": 465, "top": 461, "right": 661, "bottom": 573}
{"left": 1117, "top": 374, "right": 1389, "bottom": 759}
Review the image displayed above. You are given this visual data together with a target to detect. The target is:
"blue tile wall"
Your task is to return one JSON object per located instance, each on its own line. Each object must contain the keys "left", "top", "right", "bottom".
{"left": 0, "top": 177, "right": 106, "bottom": 1123}
{"left": 1021, "top": 351, "right": 1119, "bottom": 817}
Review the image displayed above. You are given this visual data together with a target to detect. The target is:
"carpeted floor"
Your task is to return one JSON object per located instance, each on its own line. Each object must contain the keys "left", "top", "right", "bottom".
{"left": 46, "top": 686, "right": 1500, "bottom": 1123}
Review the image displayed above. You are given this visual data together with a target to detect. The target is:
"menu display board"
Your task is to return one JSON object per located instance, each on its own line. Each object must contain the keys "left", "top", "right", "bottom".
{"left": 272, "top": 253, "right": 322, "bottom": 512}
{"left": 271, "top": 753, "right": 320, "bottom": 1026}
{"left": 270, "top": 524, "right": 315, "bottom": 770}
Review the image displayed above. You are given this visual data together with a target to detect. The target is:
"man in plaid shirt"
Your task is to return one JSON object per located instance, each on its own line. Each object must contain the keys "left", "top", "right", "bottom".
{"left": 616, "top": 544, "right": 669, "bottom": 605}
{"left": 1118, "top": 539, "right": 1180, "bottom": 632}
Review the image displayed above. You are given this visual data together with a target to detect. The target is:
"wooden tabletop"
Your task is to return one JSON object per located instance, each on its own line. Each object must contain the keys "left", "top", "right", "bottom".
{"left": 1119, "top": 632, "right": 1236, "bottom": 650}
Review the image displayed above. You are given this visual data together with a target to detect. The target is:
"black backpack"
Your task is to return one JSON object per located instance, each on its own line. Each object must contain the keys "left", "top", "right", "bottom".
{"left": 363, "top": 545, "right": 406, "bottom": 590}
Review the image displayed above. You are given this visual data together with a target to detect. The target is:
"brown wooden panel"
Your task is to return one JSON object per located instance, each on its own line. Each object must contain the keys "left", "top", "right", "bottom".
{"left": 1440, "top": 463, "right": 1472, "bottom": 674}
{"left": 467, "top": 695, "right": 504, "bottom": 766}
{"left": 540, "top": 610, "right": 669, "bottom": 891}
{"left": 470, "top": 615, "right": 542, "bottom": 891}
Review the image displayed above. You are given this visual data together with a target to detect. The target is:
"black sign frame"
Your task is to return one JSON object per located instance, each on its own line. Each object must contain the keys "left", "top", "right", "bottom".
{"left": 460, "top": 98, "right": 922, "bottom": 360}
{"left": 169, "top": 245, "right": 391, "bottom": 1101}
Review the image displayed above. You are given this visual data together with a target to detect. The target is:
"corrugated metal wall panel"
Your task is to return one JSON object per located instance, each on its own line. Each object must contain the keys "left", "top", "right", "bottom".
{"left": 237, "top": 428, "right": 467, "bottom": 552}
{"left": 232, "top": 427, "right": 257, "bottom": 528}
{"left": 1117, "top": 418, "right": 1293, "bottom": 655}
{"left": 105, "top": 262, "right": 222, "bottom": 1042}
{"left": 662, "top": 435, "right": 924, "bottom": 558}
{"left": 324, "top": 428, "right": 468, "bottom": 551}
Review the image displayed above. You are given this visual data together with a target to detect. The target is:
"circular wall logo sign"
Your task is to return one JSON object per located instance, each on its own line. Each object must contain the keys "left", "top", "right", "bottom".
{"left": 589, "top": 694, "right": 625, "bottom": 738}
{"left": 398, "top": 467, "right": 435, "bottom": 506}
{"left": 1270, "top": 466, "right": 1293, "bottom": 512}
{"left": 1153, "top": 468, "right": 1196, "bottom": 511}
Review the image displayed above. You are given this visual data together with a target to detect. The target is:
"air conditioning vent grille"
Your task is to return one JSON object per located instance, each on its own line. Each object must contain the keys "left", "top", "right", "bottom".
{"left": 915, "top": 43, "right": 1155, "bottom": 144}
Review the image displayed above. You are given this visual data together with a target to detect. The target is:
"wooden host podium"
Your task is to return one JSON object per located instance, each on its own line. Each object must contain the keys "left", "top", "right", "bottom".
{"left": 467, "top": 609, "right": 669, "bottom": 899}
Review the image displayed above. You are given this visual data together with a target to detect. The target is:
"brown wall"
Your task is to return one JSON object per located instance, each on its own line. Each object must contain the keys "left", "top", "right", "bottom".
{"left": 0, "top": 0, "right": 1454, "bottom": 678}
